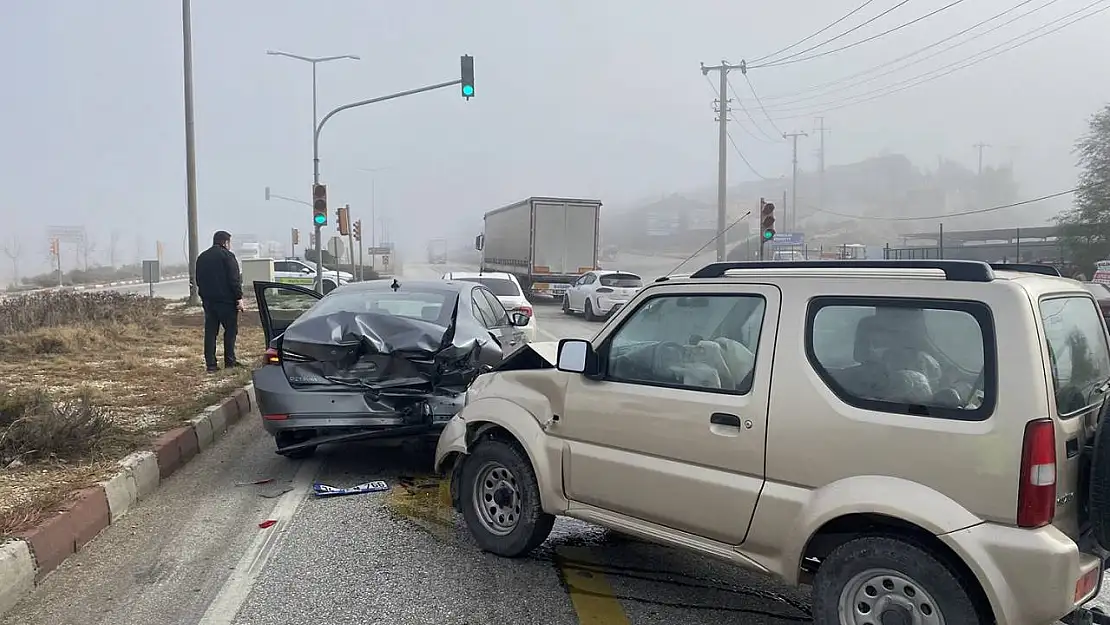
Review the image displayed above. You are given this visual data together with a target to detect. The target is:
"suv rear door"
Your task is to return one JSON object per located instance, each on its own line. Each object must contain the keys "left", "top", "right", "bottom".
{"left": 558, "top": 283, "right": 780, "bottom": 545}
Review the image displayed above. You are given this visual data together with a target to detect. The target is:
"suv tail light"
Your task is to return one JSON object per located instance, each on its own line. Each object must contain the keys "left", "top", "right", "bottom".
{"left": 263, "top": 347, "right": 281, "bottom": 365}
{"left": 515, "top": 305, "right": 533, "bottom": 318}
{"left": 1018, "top": 418, "right": 1057, "bottom": 528}
{"left": 596, "top": 287, "right": 614, "bottom": 293}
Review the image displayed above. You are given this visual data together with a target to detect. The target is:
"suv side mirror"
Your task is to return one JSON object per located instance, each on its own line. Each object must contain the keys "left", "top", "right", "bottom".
{"left": 557, "top": 338, "right": 598, "bottom": 374}
{"left": 509, "top": 312, "right": 530, "bottom": 327}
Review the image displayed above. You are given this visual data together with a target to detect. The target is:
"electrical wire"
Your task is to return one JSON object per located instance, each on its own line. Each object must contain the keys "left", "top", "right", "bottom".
{"left": 751, "top": 0, "right": 1053, "bottom": 104}
{"left": 724, "top": 76, "right": 783, "bottom": 142}
{"left": 743, "top": 74, "right": 787, "bottom": 136}
{"left": 751, "top": 0, "right": 970, "bottom": 69}
{"left": 761, "top": 0, "right": 1110, "bottom": 119}
{"left": 727, "top": 131, "right": 776, "bottom": 180}
{"left": 813, "top": 187, "right": 1079, "bottom": 221}
{"left": 749, "top": 0, "right": 881, "bottom": 64}
{"left": 751, "top": 0, "right": 917, "bottom": 67}
{"left": 704, "top": 74, "right": 780, "bottom": 144}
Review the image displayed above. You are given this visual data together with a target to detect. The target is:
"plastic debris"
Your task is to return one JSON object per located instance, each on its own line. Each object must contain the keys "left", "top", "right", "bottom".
{"left": 258, "top": 519, "right": 277, "bottom": 529}
{"left": 235, "top": 478, "right": 275, "bottom": 486}
{"left": 312, "top": 480, "right": 391, "bottom": 497}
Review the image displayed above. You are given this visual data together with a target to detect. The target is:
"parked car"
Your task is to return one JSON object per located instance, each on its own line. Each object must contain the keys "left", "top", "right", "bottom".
{"left": 1083, "top": 282, "right": 1110, "bottom": 329}
{"left": 435, "top": 260, "right": 1110, "bottom": 625}
{"left": 562, "top": 270, "right": 643, "bottom": 321}
{"left": 252, "top": 278, "right": 530, "bottom": 458}
{"left": 273, "top": 258, "right": 350, "bottom": 293}
{"left": 441, "top": 271, "right": 538, "bottom": 343}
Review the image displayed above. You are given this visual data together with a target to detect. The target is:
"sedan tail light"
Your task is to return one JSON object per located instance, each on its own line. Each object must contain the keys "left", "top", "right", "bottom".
{"left": 263, "top": 347, "right": 281, "bottom": 365}
{"left": 515, "top": 305, "right": 533, "bottom": 318}
{"left": 596, "top": 287, "right": 614, "bottom": 293}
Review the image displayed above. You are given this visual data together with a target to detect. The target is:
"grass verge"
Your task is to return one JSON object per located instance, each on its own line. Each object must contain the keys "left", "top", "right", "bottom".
{"left": 0, "top": 291, "right": 264, "bottom": 536}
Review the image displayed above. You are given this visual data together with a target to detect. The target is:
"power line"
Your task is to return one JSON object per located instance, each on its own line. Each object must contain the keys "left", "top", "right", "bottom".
{"left": 703, "top": 73, "right": 779, "bottom": 144}
{"left": 752, "top": 0, "right": 971, "bottom": 69}
{"left": 727, "top": 131, "right": 776, "bottom": 180}
{"left": 814, "top": 187, "right": 1079, "bottom": 221}
{"left": 751, "top": 0, "right": 916, "bottom": 68}
{"left": 751, "top": 0, "right": 1052, "bottom": 104}
{"left": 743, "top": 73, "right": 786, "bottom": 136}
{"left": 749, "top": 0, "right": 881, "bottom": 64}
{"left": 761, "top": 1, "right": 1110, "bottom": 119}
{"left": 719, "top": 75, "right": 781, "bottom": 143}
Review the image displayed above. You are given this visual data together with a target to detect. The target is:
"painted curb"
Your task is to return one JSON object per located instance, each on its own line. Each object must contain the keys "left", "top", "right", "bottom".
{"left": 0, "top": 384, "right": 255, "bottom": 618}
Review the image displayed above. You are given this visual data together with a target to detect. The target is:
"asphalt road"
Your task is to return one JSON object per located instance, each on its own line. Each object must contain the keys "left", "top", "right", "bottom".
{"left": 5, "top": 256, "right": 1094, "bottom": 625}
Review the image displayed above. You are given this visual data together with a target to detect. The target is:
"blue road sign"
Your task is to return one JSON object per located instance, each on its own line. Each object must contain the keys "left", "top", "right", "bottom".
{"left": 770, "top": 232, "right": 805, "bottom": 246}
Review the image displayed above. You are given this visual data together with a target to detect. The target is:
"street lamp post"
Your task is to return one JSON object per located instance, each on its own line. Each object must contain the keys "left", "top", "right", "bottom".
{"left": 266, "top": 50, "right": 360, "bottom": 293}
{"left": 182, "top": 0, "right": 200, "bottom": 305}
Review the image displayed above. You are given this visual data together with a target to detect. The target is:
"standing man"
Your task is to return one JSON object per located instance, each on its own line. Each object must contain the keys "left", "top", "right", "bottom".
{"left": 196, "top": 230, "right": 245, "bottom": 372}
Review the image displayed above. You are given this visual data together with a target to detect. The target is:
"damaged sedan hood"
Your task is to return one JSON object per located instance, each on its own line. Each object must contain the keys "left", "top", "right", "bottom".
{"left": 279, "top": 295, "right": 490, "bottom": 393}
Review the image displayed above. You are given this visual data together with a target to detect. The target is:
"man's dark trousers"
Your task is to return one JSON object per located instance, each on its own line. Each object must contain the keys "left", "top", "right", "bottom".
{"left": 202, "top": 300, "right": 238, "bottom": 368}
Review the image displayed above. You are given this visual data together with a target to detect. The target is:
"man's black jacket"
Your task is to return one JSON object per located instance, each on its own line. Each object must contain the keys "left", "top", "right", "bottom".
{"left": 196, "top": 245, "right": 243, "bottom": 304}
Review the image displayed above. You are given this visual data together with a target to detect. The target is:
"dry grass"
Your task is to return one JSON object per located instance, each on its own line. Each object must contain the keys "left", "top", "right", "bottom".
{"left": 0, "top": 292, "right": 264, "bottom": 536}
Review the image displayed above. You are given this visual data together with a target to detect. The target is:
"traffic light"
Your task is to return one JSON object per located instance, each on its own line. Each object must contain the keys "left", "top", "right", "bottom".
{"left": 337, "top": 205, "right": 350, "bottom": 236}
{"left": 352, "top": 220, "right": 362, "bottom": 242}
{"left": 460, "top": 55, "right": 474, "bottom": 99}
{"left": 312, "top": 184, "right": 328, "bottom": 227}
{"left": 291, "top": 228, "right": 300, "bottom": 245}
{"left": 760, "top": 200, "right": 776, "bottom": 241}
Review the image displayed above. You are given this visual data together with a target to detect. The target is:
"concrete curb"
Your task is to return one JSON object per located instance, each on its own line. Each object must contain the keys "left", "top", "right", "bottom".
{"left": 0, "top": 384, "right": 255, "bottom": 617}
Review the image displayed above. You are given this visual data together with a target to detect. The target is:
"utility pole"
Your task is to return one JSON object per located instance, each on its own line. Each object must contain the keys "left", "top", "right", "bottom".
{"left": 973, "top": 142, "right": 991, "bottom": 176}
{"left": 182, "top": 0, "right": 200, "bottom": 306}
{"left": 700, "top": 61, "right": 739, "bottom": 261}
{"left": 344, "top": 204, "right": 355, "bottom": 277}
{"left": 814, "top": 117, "right": 830, "bottom": 213}
{"left": 783, "top": 130, "right": 808, "bottom": 232}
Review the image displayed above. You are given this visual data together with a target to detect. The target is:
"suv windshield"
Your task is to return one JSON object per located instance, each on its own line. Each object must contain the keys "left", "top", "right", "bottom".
{"left": 600, "top": 273, "right": 642, "bottom": 288}
{"left": 1040, "top": 295, "right": 1110, "bottom": 414}
{"left": 456, "top": 277, "right": 520, "bottom": 297}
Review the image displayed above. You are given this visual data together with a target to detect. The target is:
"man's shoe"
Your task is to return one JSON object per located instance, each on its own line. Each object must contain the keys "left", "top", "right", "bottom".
{"left": 224, "top": 360, "right": 247, "bottom": 369}
{"left": 206, "top": 365, "right": 219, "bottom": 373}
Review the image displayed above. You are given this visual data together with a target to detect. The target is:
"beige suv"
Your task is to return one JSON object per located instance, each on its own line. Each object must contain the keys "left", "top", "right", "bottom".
{"left": 434, "top": 260, "right": 1110, "bottom": 625}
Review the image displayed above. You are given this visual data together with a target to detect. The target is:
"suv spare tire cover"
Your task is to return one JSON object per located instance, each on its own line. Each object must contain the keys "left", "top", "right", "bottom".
{"left": 1087, "top": 401, "right": 1110, "bottom": 549}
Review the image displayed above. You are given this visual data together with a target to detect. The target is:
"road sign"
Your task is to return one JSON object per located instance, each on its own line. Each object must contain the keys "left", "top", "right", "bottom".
{"left": 367, "top": 246, "right": 391, "bottom": 255}
{"left": 770, "top": 232, "right": 805, "bottom": 246}
{"left": 382, "top": 254, "right": 390, "bottom": 267}
{"left": 327, "top": 236, "right": 346, "bottom": 260}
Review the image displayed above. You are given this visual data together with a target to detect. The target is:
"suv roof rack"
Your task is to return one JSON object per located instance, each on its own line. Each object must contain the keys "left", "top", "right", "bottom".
{"left": 988, "top": 263, "right": 1061, "bottom": 277}
{"left": 686, "top": 260, "right": 995, "bottom": 282}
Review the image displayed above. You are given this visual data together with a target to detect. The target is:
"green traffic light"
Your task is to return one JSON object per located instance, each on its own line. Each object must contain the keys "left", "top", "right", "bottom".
{"left": 314, "top": 214, "right": 326, "bottom": 225}
{"left": 462, "top": 84, "right": 474, "bottom": 97}
{"left": 763, "top": 230, "right": 774, "bottom": 240}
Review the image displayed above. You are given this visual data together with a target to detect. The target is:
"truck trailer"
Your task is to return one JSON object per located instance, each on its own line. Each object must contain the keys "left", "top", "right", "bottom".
{"left": 475, "top": 196, "right": 601, "bottom": 298}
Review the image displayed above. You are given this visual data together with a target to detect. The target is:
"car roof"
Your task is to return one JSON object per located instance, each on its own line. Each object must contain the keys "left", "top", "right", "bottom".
{"left": 340, "top": 279, "right": 471, "bottom": 295}
{"left": 446, "top": 271, "right": 515, "bottom": 280}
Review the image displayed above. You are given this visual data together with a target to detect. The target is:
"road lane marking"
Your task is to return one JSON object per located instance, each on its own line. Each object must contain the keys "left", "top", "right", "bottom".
{"left": 555, "top": 546, "right": 632, "bottom": 625}
{"left": 197, "top": 457, "right": 320, "bottom": 625}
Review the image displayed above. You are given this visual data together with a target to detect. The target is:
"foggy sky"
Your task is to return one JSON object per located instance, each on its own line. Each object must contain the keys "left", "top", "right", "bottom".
{"left": 1, "top": 0, "right": 1108, "bottom": 276}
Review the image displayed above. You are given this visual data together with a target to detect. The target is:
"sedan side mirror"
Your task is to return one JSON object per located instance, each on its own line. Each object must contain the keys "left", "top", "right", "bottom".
{"left": 509, "top": 312, "right": 530, "bottom": 327}
{"left": 557, "top": 338, "right": 598, "bottom": 375}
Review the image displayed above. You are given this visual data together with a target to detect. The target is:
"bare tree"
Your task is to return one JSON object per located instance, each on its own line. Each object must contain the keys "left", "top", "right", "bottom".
{"left": 78, "top": 236, "right": 98, "bottom": 270}
{"left": 109, "top": 230, "right": 122, "bottom": 268}
{"left": 1, "top": 237, "right": 22, "bottom": 285}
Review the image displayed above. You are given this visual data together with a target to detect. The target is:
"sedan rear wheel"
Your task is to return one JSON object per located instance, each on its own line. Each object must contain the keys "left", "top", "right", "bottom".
{"left": 584, "top": 299, "right": 598, "bottom": 322}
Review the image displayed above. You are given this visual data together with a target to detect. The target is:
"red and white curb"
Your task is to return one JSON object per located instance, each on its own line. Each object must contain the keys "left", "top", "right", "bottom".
{"left": 0, "top": 384, "right": 255, "bottom": 617}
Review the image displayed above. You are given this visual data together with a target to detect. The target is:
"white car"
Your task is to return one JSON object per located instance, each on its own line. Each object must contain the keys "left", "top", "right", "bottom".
{"left": 441, "top": 271, "right": 538, "bottom": 342}
{"left": 273, "top": 258, "right": 350, "bottom": 293}
{"left": 563, "top": 270, "right": 643, "bottom": 321}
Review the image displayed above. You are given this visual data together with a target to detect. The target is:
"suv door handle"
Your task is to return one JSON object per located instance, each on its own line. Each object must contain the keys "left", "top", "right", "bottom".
{"left": 710, "top": 413, "right": 741, "bottom": 427}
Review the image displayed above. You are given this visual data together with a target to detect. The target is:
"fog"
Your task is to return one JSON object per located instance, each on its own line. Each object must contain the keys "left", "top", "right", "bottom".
{"left": 1, "top": 0, "right": 1108, "bottom": 280}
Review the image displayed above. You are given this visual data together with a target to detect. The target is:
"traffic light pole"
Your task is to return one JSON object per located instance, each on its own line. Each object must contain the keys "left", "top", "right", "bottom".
{"left": 311, "top": 77, "right": 463, "bottom": 291}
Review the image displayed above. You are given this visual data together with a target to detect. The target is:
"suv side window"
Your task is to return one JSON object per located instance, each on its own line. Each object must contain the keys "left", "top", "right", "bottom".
{"left": 604, "top": 294, "right": 765, "bottom": 394}
{"left": 806, "top": 297, "right": 996, "bottom": 421}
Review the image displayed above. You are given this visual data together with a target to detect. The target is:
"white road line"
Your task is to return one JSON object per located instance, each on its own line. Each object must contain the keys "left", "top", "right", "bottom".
{"left": 197, "top": 458, "right": 321, "bottom": 625}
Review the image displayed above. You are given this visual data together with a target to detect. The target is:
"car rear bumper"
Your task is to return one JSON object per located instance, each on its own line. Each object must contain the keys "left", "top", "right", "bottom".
{"left": 252, "top": 364, "right": 464, "bottom": 442}
{"left": 941, "top": 521, "right": 1106, "bottom": 625}
{"left": 595, "top": 297, "right": 628, "bottom": 315}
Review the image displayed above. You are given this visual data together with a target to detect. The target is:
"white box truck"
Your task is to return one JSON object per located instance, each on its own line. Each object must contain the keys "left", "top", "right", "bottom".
{"left": 475, "top": 196, "right": 601, "bottom": 299}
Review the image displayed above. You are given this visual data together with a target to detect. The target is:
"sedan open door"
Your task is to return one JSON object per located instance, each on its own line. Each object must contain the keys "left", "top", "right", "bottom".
{"left": 254, "top": 281, "right": 323, "bottom": 344}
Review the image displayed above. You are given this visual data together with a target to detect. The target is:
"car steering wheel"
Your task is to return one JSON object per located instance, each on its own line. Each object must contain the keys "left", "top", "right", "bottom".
{"left": 651, "top": 341, "right": 686, "bottom": 381}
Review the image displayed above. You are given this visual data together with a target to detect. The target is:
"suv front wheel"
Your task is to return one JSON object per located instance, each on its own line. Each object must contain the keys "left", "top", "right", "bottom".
{"left": 459, "top": 438, "right": 554, "bottom": 557}
{"left": 812, "top": 536, "right": 984, "bottom": 625}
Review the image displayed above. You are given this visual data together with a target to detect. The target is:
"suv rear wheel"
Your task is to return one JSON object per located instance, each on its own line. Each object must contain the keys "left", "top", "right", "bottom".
{"left": 812, "top": 536, "right": 984, "bottom": 625}
{"left": 459, "top": 438, "right": 554, "bottom": 557}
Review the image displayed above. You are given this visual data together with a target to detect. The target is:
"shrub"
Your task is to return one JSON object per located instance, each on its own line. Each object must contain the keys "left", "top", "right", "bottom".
{"left": 0, "top": 390, "right": 119, "bottom": 465}
{"left": 0, "top": 291, "right": 165, "bottom": 335}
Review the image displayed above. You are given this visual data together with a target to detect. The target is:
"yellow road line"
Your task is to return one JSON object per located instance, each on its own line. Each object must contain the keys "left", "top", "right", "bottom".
{"left": 556, "top": 546, "right": 632, "bottom": 625}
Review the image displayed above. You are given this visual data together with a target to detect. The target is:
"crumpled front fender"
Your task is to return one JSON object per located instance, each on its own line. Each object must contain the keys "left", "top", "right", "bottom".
{"left": 434, "top": 415, "right": 469, "bottom": 474}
